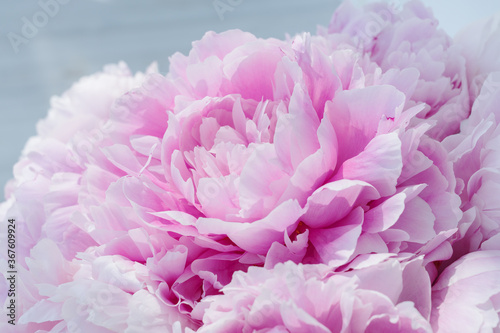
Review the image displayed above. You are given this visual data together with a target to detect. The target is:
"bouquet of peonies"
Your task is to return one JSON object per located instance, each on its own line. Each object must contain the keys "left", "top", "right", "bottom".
{"left": 2, "top": 0, "right": 500, "bottom": 332}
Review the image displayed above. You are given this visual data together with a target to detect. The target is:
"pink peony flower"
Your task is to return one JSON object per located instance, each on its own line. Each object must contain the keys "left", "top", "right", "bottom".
{"left": 196, "top": 256, "right": 433, "bottom": 332}
{"left": 0, "top": 63, "right": 154, "bottom": 332}
{"left": 16, "top": 239, "right": 196, "bottom": 332}
{"left": 159, "top": 26, "right": 462, "bottom": 279}
{"left": 326, "top": 0, "right": 470, "bottom": 141}
{"left": 454, "top": 12, "right": 500, "bottom": 101}
{"left": 442, "top": 72, "right": 500, "bottom": 259}
{"left": 431, "top": 250, "right": 500, "bottom": 332}
{"left": 1, "top": 0, "right": 493, "bottom": 331}
{"left": 441, "top": 12, "right": 500, "bottom": 260}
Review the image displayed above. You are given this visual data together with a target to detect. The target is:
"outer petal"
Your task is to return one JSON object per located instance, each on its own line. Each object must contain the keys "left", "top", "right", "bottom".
{"left": 431, "top": 250, "right": 500, "bottom": 332}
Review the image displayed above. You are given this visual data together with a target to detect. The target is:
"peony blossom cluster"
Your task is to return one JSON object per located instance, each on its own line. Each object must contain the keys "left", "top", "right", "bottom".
{"left": 1, "top": 0, "right": 500, "bottom": 332}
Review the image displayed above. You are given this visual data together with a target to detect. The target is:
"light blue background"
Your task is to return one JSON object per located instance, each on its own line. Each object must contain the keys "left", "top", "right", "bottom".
{"left": 0, "top": 0, "right": 498, "bottom": 191}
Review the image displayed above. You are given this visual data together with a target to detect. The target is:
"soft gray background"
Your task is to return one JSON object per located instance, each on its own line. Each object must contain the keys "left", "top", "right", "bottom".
{"left": 0, "top": 0, "right": 499, "bottom": 192}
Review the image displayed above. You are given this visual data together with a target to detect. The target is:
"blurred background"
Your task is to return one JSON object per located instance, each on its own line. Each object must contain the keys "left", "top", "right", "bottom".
{"left": 0, "top": 0, "right": 499, "bottom": 191}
